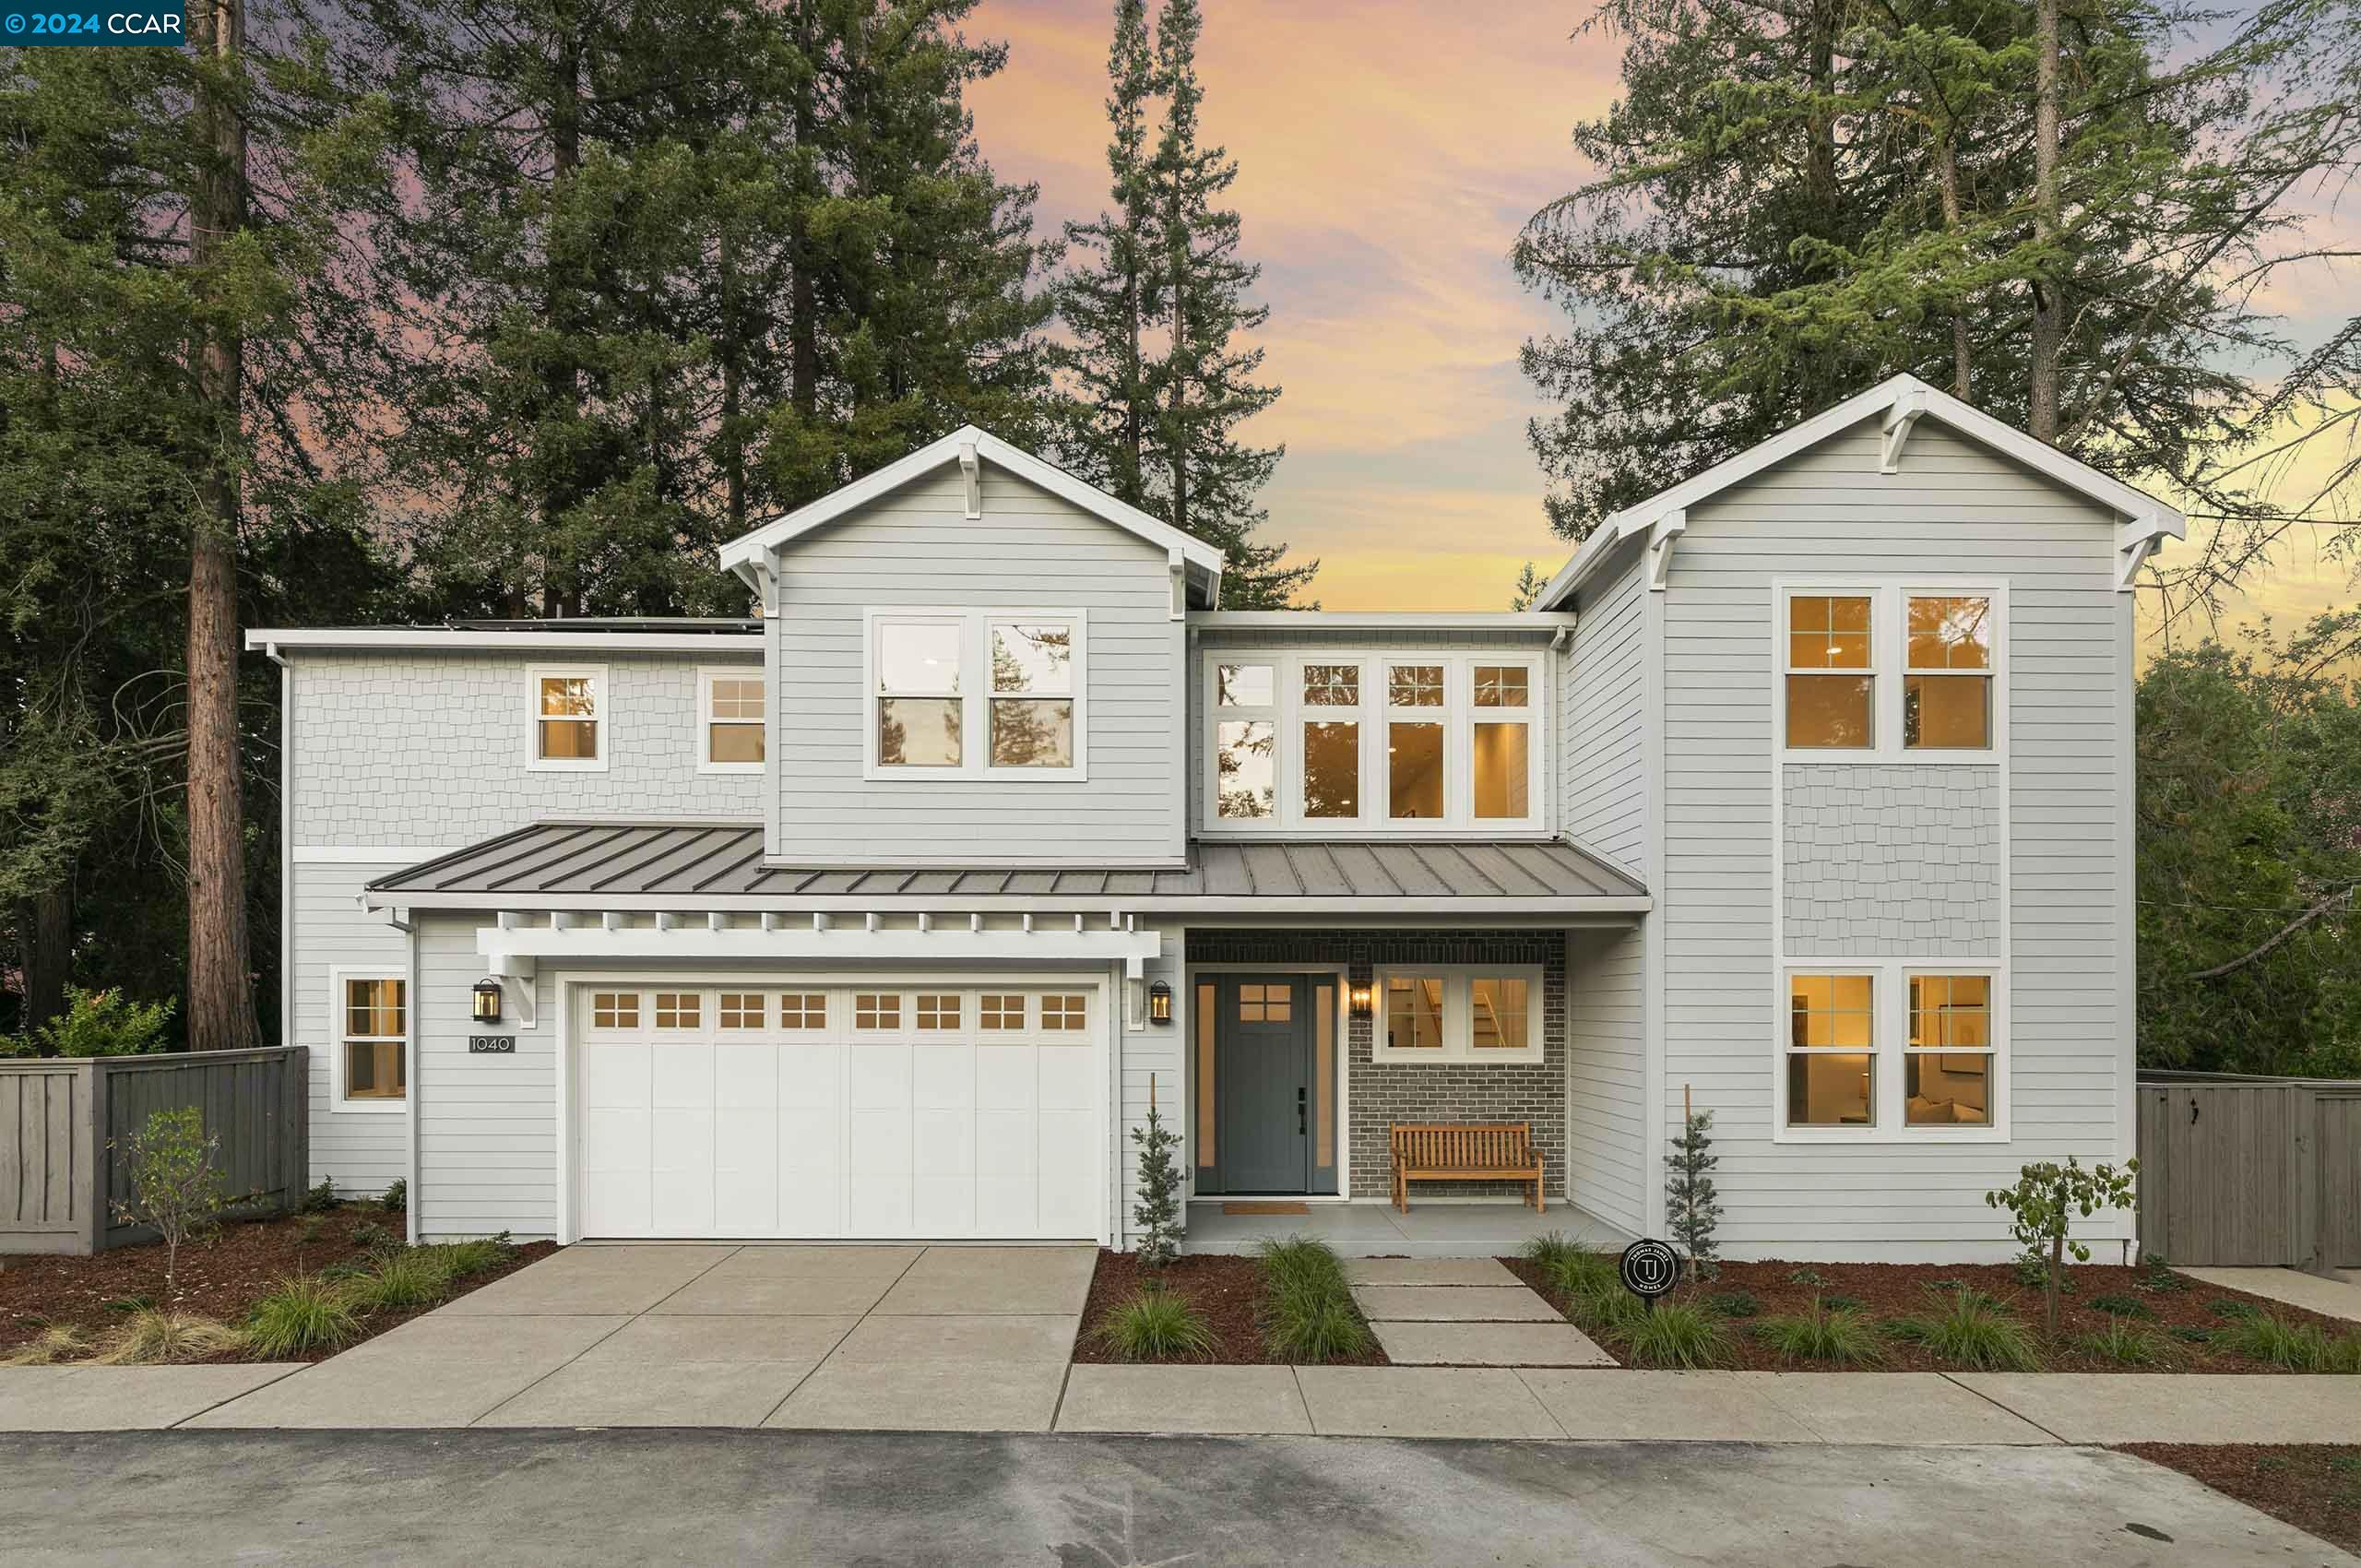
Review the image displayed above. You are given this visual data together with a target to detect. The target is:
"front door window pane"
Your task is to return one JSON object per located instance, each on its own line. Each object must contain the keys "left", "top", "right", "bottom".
{"left": 1387, "top": 722, "right": 1444, "bottom": 819}
{"left": 1472, "top": 721, "right": 1529, "bottom": 819}
{"left": 1302, "top": 720, "right": 1359, "bottom": 818}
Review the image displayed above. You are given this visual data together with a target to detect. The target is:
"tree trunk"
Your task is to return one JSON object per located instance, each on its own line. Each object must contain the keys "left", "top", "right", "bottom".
{"left": 2046, "top": 1231, "right": 2064, "bottom": 1336}
{"left": 542, "top": 21, "right": 583, "bottom": 615}
{"left": 1936, "top": 135, "right": 1972, "bottom": 399}
{"left": 788, "top": 3, "right": 819, "bottom": 423}
{"left": 1167, "top": 207, "right": 1189, "bottom": 536}
{"left": 185, "top": 0, "right": 258, "bottom": 1054}
{"left": 2029, "top": 0, "right": 2063, "bottom": 441}
{"left": 1121, "top": 239, "right": 1142, "bottom": 507}
{"left": 18, "top": 886, "right": 72, "bottom": 1035}
{"left": 719, "top": 222, "right": 746, "bottom": 534}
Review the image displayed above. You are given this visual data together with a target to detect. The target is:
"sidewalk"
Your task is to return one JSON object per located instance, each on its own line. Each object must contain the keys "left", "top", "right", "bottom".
{"left": 7, "top": 1362, "right": 2360, "bottom": 1443}
{"left": 2177, "top": 1266, "right": 2361, "bottom": 1325}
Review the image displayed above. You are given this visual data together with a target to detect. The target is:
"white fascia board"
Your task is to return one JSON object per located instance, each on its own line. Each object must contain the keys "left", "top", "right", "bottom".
{"left": 717, "top": 426, "right": 1227, "bottom": 586}
{"left": 1532, "top": 374, "right": 2188, "bottom": 609}
{"left": 1190, "top": 611, "right": 1577, "bottom": 633}
{"left": 390, "top": 890, "right": 1651, "bottom": 917}
{"left": 479, "top": 921, "right": 1165, "bottom": 978}
{"left": 244, "top": 629, "right": 765, "bottom": 655}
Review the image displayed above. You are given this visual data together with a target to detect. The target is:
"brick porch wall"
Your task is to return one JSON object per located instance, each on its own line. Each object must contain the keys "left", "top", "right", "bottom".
{"left": 1187, "top": 928, "right": 1566, "bottom": 1202}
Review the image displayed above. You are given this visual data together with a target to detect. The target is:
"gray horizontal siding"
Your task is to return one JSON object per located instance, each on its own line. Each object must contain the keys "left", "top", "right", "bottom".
{"left": 1566, "top": 923, "right": 1645, "bottom": 1231}
{"left": 1561, "top": 547, "right": 1646, "bottom": 875}
{"left": 416, "top": 912, "right": 557, "bottom": 1240}
{"left": 767, "top": 468, "right": 1184, "bottom": 866}
{"left": 1662, "top": 415, "right": 2130, "bottom": 1258}
{"left": 292, "top": 862, "right": 410, "bottom": 1199}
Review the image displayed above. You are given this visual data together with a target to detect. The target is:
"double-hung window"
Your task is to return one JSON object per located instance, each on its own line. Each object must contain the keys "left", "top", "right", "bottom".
{"left": 1780, "top": 965, "right": 2003, "bottom": 1137}
{"left": 334, "top": 972, "right": 406, "bottom": 1110}
{"left": 1207, "top": 653, "right": 1544, "bottom": 832}
{"left": 699, "top": 669, "right": 765, "bottom": 770}
{"left": 1779, "top": 585, "right": 2001, "bottom": 757}
{"left": 868, "top": 609, "right": 1086, "bottom": 778}
{"left": 1373, "top": 965, "right": 1542, "bottom": 1063}
{"left": 528, "top": 665, "right": 607, "bottom": 770}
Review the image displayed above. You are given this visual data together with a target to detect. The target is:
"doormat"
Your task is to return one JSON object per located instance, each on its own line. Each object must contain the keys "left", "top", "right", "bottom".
{"left": 1221, "top": 1202, "right": 1310, "bottom": 1216}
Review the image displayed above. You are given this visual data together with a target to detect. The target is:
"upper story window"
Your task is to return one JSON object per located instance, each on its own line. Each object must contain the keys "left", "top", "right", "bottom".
{"left": 528, "top": 665, "right": 607, "bottom": 770}
{"left": 866, "top": 609, "right": 1086, "bottom": 780}
{"left": 1779, "top": 585, "right": 2000, "bottom": 759}
{"left": 699, "top": 669, "right": 765, "bottom": 771}
{"left": 1206, "top": 652, "right": 1543, "bottom": 834}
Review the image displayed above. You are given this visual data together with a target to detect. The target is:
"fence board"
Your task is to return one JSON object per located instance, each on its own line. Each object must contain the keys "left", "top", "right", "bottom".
{"left": 2138, "top": 1073, "right": 2360, "bottom": 1271}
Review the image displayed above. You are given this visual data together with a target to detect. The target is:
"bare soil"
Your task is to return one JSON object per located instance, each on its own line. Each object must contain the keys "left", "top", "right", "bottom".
{"left": 1502, "top": 1255, "right": 2356, "bottom": 1372}
{"left": 0, "top": 1204, "right": 557, "bottom": 1360}
{"left": 1074, "top": 1249, "right": 1388, "bottom": 1366}
{"left": 2121, "top": 1444, "right": 2361, "bottom": 1553}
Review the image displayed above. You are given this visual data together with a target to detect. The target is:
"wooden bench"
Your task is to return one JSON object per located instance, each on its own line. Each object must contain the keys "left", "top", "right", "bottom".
{"left": 1389, "top": 1123, "right": 1546, "bottom": 1213}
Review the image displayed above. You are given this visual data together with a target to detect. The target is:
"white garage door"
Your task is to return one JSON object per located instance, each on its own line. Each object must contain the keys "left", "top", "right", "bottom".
{"left": 575, "top": 982, "right": 1102, "bottom": 1241}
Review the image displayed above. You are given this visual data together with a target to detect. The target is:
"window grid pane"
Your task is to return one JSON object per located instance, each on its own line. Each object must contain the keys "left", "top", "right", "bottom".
{"left": 780, "top": 993, "right": 826, "bottom": 1029}
{"left": 1302, "top": 664, "right": 1360, "bottom": 707}
{"left": 592, "top": 992, "right": 639, "bottom": 1029}
{"left": 855, "top": 993, "right": 901, "bottom": 1030}
{"left": 655, "top": 992, "right": 700, "bottom": 1029}
{"left": 1471, "top": 720, "right": 1529, "bottom": 820}
{"left": 1384, "top": 975, "right": 1444, "bottom": 1050}
{"left": 1387, "top": 721, "right": 1444, "bottom": 819}
{"left": 1216, "top": 719, "right": 1275, "bottom": 819}
{"left": 990, "top": 623, "right": 1074, "bottom": 695}
{"left": 1302, "top": 720, "right": 1360, "bottom": 819}
{"left": 1042, "top": 994, "right": 1087, "bottom": 1031}
{"left": 990, "top": 697, "right": 1074, "bottom": 767}
{"left": 718, "top": 992, "right": 764, "bottom": 1029}
{"left": 1786, "top": 596, "right": 1872, "bottom": 669}
{"left": 1904, "top": 675, "right": 1990, "bottom": 749}
{"left": 1907, "top": 596, "right": 1991, "bottom": 671}
{"left": 344, "top": 978, "right": 405, "bottom": 1039}
{"left": 1216, "top": 664, "right": 1274, "bottom": 707}
{"left": 917, "top": 993, "right": 962, "bottom": 1030}
{"left": 709, "top": 677, "right": 764, "bottom": 719}
{"left": 1786, "top": 674, "right": 1874, "bottom": 748}
{"left": 979, "top": 993, "right": 1025, "bottom": 1030}
{"left": 1473, "top": 666, "right": 1529, "bottom": 707}
{"left": 1386, "top": 664, "right": 1444, "bottom": 707}
{"left": 1469, "top": 977, "right": 1528, "bottom": 1050}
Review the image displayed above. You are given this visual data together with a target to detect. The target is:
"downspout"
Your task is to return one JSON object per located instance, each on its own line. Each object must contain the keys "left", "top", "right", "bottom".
{"left": 381, "top": 903, "right": 421, "bottom": 1244}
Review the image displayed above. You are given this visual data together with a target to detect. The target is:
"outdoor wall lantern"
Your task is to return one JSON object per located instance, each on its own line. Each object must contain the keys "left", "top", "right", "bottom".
{"left": 1147, "top": 980, "right": 1173, "bottom": 1025}
{"left": 471, "top": 976, "right": 504, "bottom": 1025}
{"left": 1348, "top": 981, "right": 1374, "bottom": 1019}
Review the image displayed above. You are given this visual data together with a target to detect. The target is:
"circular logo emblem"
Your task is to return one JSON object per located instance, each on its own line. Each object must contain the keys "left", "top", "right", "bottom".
{"left": 1619, "top": 1238, "right": 1682, "bottom": 1301}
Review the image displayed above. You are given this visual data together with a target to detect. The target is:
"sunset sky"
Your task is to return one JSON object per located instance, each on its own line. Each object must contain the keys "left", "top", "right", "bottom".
{"left": 963, "top": 0, "right": 2356, "bottom": 638}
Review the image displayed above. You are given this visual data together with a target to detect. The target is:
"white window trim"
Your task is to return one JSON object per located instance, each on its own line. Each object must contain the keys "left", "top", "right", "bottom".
{"left": 1773, "top": 580, "right": 2007, "bottom": 765}
{"left": 696, "top": 666, "right": 765, "bottom": 774}
{"left": 1202, "top": 651, "right": 1548, "bottom": 837}
{"left": 327, "top": 967, "right": 408, "bottom": 1113}
{"left": 526, "top": 663, "right": 610, "bottom": 772}
{"left": 1370, "top": 963, "right": 1545, "bottom": 1063}
{"left": 1772, "top": 958, "right": 2009, "bottom": 1143}
{"left": 861, "top": 607, "right": 1089, "bottom": 782}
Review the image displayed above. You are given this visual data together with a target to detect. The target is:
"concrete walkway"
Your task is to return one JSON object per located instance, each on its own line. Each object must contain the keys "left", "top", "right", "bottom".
{"left": 1342, "top": 1256, "right": 1615, "bottom": 1367}
{"left": 2179, "top": 1266, "right": 2361, "bottom": 1324}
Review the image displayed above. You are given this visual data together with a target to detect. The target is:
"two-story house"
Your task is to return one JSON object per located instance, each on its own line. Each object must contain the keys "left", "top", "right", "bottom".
{"left": 254, "top": 374, "right": 2179, "bottom": 1260}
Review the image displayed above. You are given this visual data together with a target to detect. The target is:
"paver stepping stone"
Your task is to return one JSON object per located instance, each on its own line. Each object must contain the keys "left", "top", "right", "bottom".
{"left": 1055, "top": 1365, "right": 1312, "bottom": 1435}
{"left": 1296, "top": 1366, "right": 1564, "bottom": 1439}
{"left": 1351, "top": 1285, "right": 1560, "bottom": 1322}
{"left": 1372, "top": 1321, "right": 1615, "bottom": 1367}
{"left": 1340, "top": 1258, "right": 1520, "bottom": 1287}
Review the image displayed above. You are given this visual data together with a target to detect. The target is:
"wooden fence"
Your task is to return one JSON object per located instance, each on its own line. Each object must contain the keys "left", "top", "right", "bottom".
{"left": 2137, "top": 1072, "right": 2361, "bottom": 1272}
{"left": 1, "top": 1047, "right": 308, "bottom": 1256}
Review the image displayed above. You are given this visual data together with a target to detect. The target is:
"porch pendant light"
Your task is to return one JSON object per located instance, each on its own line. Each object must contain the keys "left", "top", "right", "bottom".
{"left": 1147, "top": 980, "right": 1173, "bottom": 1025}
{"left": 472, "top": 976, "right": 504, "bottom": 1025}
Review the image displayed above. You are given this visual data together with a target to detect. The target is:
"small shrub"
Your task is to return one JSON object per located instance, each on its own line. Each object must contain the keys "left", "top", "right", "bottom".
{"left": 350, "top": 1220, "right": 394, "bottom": 1252}
{"left": 1924, "top": 1277, "right": 1968, "bottom": 1295}
{"left": 102, "top": 1293, "right": 156, "bottom": 1314}
{"left": 1522, "top": 1231, "right": 1584, "bottom": 1272}
{"left": 2087, "top": 1293, "right": 2153, "bottom": 1320}
{"left": 345, "top": 1249, "right": 457, "bottom": 1313}
{"left": 1986, "top": 1155, "right": 2137, "bottom": 1335}
{"left": 1092, "top": 1284, "right": 1216, "bottom": 1362}
{"left": 2218, "top": 1311, "right": 2337, "bottom": 1372}
{"left": 1608, "top": 1301, "right": 1732, "bottom": 1370}
{"left": 2325, "top": 1334, "right": 2361, "bottom": 1375}
{"left": 1539, "top": 1250, "right": 1620, "bottom": 1313}
{"left": 2137, "top": 1253, "right": 2188, "bottom": 1293}
{"left": 1889, "top": 1289, "right": 2043, "bottom": 1372}
{"left": 2170, "top": 1324, "right": 2213, "bottom": 1345}
{"left": 1820, "top": 1294, "right": 1862, "bottom": 1312}
{"left": 1754, "top": 1297, "right": 1882, "bottom": 1367}
{"left": 2206, "top": 1297, "right": 2262, "bottom": 1322}
{"left": 1264, "top": 1289, "right": 1373, "bottom": 1362}
{"left": 296, "top": 1216, "right": 327, "bottom": 1246}
{"left": 112, "top": 1107, "right": 230, "bottom": 1301}
{"left": 1663, "top": 1103, "right": 1722, "bottom": 1281}
{"left": 89, "top": 1311, "right": 248, "bottom": 1365}
{"left": 1128, "top": 1099, "right": 1184, "bottom": 1268}
{"left": 2070, "top": 1317, "right": 2173, "bottom": 1367}
{"left": 1786, "top": 1267, "right": 1827, "bottom": 1287}
{"left": 1707, "top": 1289, "right": 1760, "bottom": 1319}
{"left": 243, "top": 1275, "right": 362, "bottom": 1358}
{"left": 1255, "top": 1236, "right": 1347, "bottom": 1296}
{"left": 22, "top": 987, "right": 175, "bottom": 1058}
{"left": 422, "top": 1237, "right": 507, "bottom": 1278}
{"left": 297, "top": 1177, "right": 338, "bottom": 1215}
{"left": 377, "top": 1179, "right": 408, "bottom": 1215}
{"left": 0, "top": 1326, "right": 91, "bottom": 1367}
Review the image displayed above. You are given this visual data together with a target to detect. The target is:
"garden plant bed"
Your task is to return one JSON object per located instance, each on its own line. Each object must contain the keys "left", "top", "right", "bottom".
{"left": 0, "top": 1204, "right": 556, "bottom": 1362}
{"left": 1502, "top": 1255, "right": 2358, "bottom": 1373}
{"left": 2120, "top": 1444, "right": 2361, "bottom": 1553}
{"left": 1074, "top": 1248, "right": 1388, "bottom": 1366}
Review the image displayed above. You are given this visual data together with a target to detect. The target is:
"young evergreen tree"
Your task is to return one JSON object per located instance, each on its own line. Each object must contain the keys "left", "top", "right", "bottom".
{"left": 1664, "top": 1102, "right": 1722, "bottom": 1282}
{"left": 1130, "top": 1081, "right": 1183, "bottom": 1266}
{"left": 1509, "top": 562, "right": 1548, "bottom": 612}
{"left": 1144, "top": 0, "right": 1311, "bottom": 609}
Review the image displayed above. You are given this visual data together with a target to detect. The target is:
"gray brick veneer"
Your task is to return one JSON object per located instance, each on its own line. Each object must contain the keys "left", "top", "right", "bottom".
{"left": 1187, "top": 929, "right": 1567, "bottom": 1202}
{"left": 1782, "top": 764, "right": 2001, "bottom": 955}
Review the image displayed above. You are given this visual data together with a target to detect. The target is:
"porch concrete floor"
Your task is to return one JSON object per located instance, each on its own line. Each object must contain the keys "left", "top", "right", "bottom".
{"left": 1185, "top": 1198, "right": 1632, "bottom": 1258}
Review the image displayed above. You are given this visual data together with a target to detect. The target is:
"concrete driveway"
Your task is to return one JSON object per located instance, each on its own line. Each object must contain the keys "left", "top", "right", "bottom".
{"left": 184, "top": 1243, "right": 1095, "bottom": 1431}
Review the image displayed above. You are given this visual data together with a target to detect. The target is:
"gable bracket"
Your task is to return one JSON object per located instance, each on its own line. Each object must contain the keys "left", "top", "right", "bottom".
{"left": 958, "top": 436, "right": 981, "bottom": 520}
{"left": 1646, "top": 510, "right": 1687, "bottom": 592}
{"left": 2116, "top": 512, "right": 2170, "bottom": 592}
{"left": 1881, "top": 388, "right": 1928, "bottom": 474}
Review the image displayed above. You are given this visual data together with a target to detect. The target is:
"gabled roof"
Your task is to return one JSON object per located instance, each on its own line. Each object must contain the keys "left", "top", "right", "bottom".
{"left": 716, "top": 426, "right": 1226, "bottom": 600}
{"left": 1531, "top": 374, "right": 2188, "bottom": 610}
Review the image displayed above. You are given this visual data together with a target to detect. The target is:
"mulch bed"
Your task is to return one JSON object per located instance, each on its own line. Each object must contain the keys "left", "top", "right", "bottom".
{"left": 1502, "top": 1255, "right": 2357, "bottom": 1373}
{"left": 0, "top": 1204, "right": 557, "bottom": 1361}
{"left": 1073, "top": 1249, "right": 1388, "bottom": 1366}
{"left": 2120, "top": 1444, "right": 2361, "bottom": 1553}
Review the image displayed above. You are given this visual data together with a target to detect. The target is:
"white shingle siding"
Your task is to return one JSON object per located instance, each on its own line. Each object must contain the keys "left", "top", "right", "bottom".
{"left": 290, "top": 652, "right": 763, "bottom": 846}
{"left": 1782, "top": 766, "right": 2001, "bottom": 953}
{"left": 291, "top": 863, "right": 410, "bottom": 1199}
{"left": 1566, "top": 923, "right": 1646, "bottom": 1232}
{"left": 765, "top": 468, "right": 1185, "bottom": 867}
{"left": 1659, "top": 415, "right": 2130, "bottom": 1260}
{"left": 1560, "top": 547, "right": 1647, "bottom": 876}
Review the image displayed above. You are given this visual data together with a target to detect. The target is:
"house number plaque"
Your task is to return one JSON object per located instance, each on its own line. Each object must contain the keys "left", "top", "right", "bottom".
{"left": 467, "top": 1036, "right": 516, "bottom": 1054}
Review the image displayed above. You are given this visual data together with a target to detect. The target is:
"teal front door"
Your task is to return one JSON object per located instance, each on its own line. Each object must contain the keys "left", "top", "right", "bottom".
{"left": 1211, "top": 976, "right": 1311, "bottom": 1194}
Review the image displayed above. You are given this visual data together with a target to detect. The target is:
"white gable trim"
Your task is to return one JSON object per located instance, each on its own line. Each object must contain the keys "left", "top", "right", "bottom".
{"left": 718, "top": 426, "right": 1226, "bottom": 593}
{"left": 1532, "top": 374, "right": 2187, "bottom": 609}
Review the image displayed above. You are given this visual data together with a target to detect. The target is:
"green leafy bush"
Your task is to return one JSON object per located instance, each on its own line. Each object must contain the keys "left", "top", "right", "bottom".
{"left": 2137, "top": 1253, "right": 2188, "bottom": 1293}
{"left": 297, "top": 1177, "right": 338, "bottom": 1215}
{"left": 1706, "top": 1289, "right": 1760, "bottom": 1319}
{"left": 1754, "top": 1297, "right": 1882, "bottom": 1367}
{"left": 1819, "top": 1294, "right": 1863, "bottom": 1312}
{"left": 344, "top": 1249, "right": 457, "bottom": 1313}
{"left": 1889, "top": 1289, "right": 2042, "bottom": 1372}
{"left": 244, "top": 1275, "right": 363, "bottom": 1358}
{"left": 2170, "top": 1324, "right": 2213, "bottom": 1344}
{"left": 1786, "top": 1268, "right": 1827, "bottom": 1287}
{"left": 2087, "top": 1293, "right": 2153, "bottom": 1319}
{"left": 378, "top": 1178, "right": 408, "bottom": 1215}
{"left": 2070, "top": 1317, "right": 2174, "bottom": 1366}
{"left": 112, "top": 1107, "right": 229, "bottom": 1300}
{"left": 1986, "top": 1156, "right": 2136, "bottom": 1333}
{"left": 15, "top": 988, "right": 175, "bottom": 1058}
{"left": 1538, "top": 1250, "right": 1623, "bottom": 1325}
{"left": 1608, "top": 1301, "right": 1732, "bottom": 1370}
{"left": 2206, "top": 1297, "right": 2262, "bottom": 1321}
{"left": 1092, "top": 1284, "right": 1216, "bottom": 1361}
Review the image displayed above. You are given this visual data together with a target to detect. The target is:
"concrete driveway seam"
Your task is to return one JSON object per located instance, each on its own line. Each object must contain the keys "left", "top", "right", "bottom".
{"left": 160, "top": 1366, "right": 306, "bottom": 1431}
{"left": 1939, "top": 1370, "right": 2071, "bottom": 1445}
